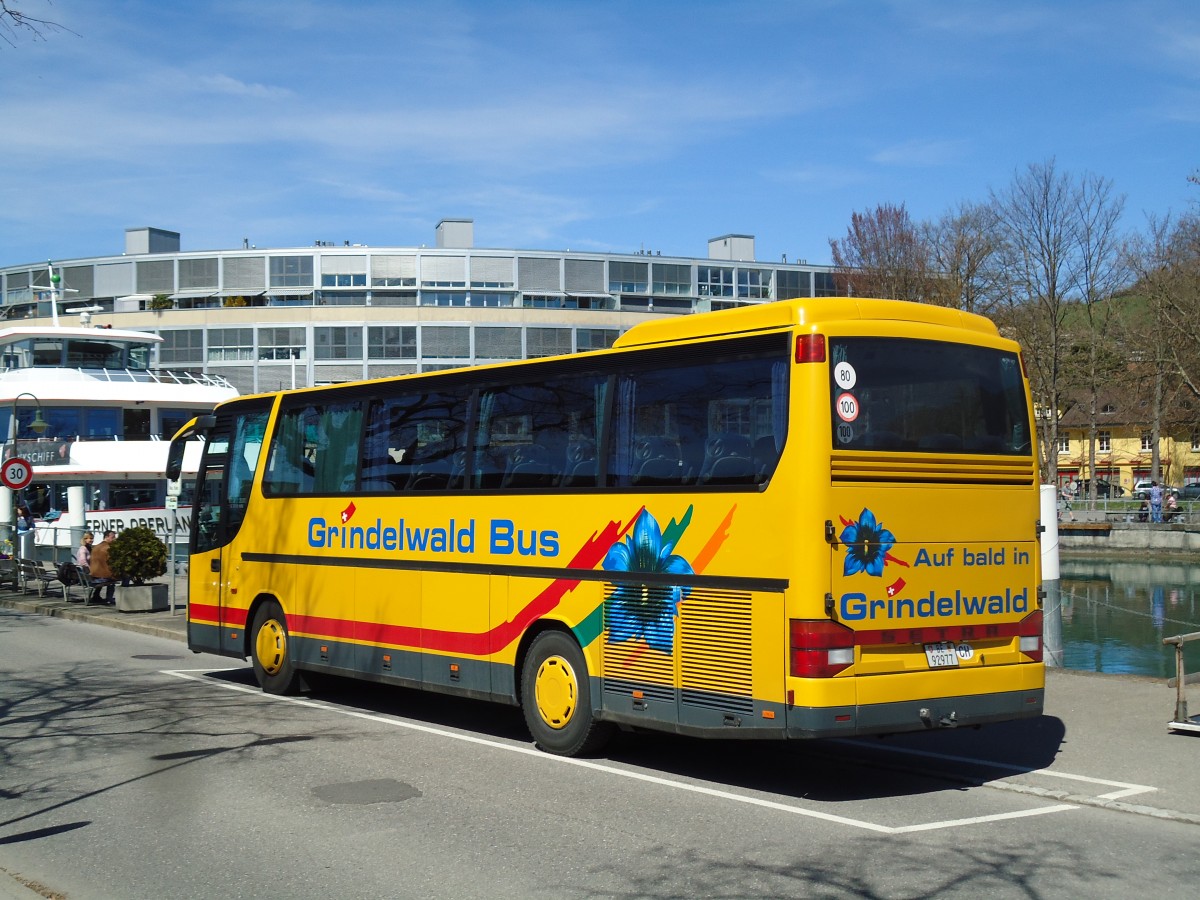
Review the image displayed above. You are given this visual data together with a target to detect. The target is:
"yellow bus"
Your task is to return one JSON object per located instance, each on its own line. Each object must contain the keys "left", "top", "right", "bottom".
{"left": 167, "top": 298, "right": 1044, "bottom": 756}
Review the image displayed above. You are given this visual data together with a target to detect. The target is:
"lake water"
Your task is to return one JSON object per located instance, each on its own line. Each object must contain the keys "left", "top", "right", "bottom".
{"left": 1057, "top": 557, "right": 1200, "bottom": 678}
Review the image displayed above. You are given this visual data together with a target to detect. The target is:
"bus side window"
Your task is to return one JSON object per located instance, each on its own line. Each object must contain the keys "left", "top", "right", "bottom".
{"left": 475, "top": 374, "right": 605, "bottom": 492}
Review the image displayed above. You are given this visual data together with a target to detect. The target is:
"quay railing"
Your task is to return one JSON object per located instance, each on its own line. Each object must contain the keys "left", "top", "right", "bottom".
{"left": 0, "top": 521, "right": 187, "bottom": 614}
{"left": 1164, "top": 630, "right": 1200, "bottom": 735}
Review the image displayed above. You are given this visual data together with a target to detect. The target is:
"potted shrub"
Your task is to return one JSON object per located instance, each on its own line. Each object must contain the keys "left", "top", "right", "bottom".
{"left": 148, "top": 293, "right": 174, "bottom": 311}
{"left": 109, "top": 526, "right": 169, "bottom": 612}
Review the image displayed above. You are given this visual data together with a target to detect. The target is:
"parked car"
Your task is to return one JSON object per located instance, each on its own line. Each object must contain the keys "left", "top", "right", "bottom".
{"left": 1132, "top": 480, "right": 1180, "bottom": 500}
{"left": 1181, "top": 483, "right": 1200, "bottom": 501}
{"left": 1077, "top": 478, "right": 1125, "bottom": 498}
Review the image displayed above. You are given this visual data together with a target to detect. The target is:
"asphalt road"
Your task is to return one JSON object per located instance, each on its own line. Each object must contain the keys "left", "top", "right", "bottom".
{"left": 1, "top": 607, "right": 1199, "bottom": 899}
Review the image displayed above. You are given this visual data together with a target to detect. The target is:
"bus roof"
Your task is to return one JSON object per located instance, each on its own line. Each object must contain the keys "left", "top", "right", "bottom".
{"left": 612, "top": 297, "right": 1000, "bottom": 349}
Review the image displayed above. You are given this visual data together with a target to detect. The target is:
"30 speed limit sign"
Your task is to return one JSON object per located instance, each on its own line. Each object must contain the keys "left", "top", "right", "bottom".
{"left": 1, "top": 457, "right": 34, "bottom": 491}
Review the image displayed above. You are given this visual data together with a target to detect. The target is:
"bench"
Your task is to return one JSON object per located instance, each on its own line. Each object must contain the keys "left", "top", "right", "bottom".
{"left": 70, "top": 564, "right": 116, "bottom": 606}
{"left": 0, "top": 556, "right": 18, "bottom": 590}
{"left": 17, "top": 559, "right": 65, "bottom": 599}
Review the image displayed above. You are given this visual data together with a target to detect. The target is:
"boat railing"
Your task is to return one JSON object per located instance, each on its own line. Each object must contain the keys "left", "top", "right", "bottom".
{"left": 34, "top": 366, "right": 236, "bottom": 390}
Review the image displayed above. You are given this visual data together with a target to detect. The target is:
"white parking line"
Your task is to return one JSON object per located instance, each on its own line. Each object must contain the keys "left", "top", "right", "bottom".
{"left": 842, "top": 743, "right": 1157, "bottom": 800}
{"left": 164, "top": 667, "right": 1079, "bottom": 834}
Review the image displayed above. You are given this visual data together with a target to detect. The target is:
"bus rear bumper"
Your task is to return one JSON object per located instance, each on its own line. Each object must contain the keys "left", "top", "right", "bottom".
{"left": 785, "top": 687, "right": 1045, "bottom": 739}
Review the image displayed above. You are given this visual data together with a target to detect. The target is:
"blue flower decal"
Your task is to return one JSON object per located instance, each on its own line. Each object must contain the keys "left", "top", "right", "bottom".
{"left": 840, "top": 508, "right": 895, "bottom": 578}
{"left": 602, "top": 510, "right": 694, "bottom": 654}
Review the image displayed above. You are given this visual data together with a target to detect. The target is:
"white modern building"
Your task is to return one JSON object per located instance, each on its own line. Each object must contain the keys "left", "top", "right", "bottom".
{"left": 0, "top": 221, "right": 841, "bottom": 395}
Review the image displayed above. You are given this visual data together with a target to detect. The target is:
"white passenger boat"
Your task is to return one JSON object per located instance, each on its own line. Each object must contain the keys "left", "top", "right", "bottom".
{"left": 0, "top": 317, "right": 237, "bottom": 549}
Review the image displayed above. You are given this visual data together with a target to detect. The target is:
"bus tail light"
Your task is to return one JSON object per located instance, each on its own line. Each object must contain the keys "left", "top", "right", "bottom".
{"left": 790, "top": 619, "right": 855, "bottom": 677}
{"left": 1018, "top": 610, "right": 1043, "bottom": 662}
{"left": 795, "top": 333, "right": 826, "bottom": 364}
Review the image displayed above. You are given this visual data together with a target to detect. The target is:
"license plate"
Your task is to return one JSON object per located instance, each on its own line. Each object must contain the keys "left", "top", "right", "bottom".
{"left": 924, "top": 641, "right": 960, "bottom": 668}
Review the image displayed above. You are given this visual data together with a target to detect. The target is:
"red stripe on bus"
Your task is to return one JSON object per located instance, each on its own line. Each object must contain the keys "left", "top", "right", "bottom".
{"left": 204, "top": 511, "right": 641, "bottom": 655}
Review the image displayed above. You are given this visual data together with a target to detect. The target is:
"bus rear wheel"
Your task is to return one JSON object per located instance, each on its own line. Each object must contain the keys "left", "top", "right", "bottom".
{"left": 250, "top": 600, "right": 300, "bottom": 695}
{"left": 521, "top": 630, "right": 613, "bottom": 757}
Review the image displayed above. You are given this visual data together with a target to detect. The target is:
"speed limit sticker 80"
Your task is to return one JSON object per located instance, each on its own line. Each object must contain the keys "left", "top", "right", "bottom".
{"left": 835, "top": 392, "right": 859, "bottom": 423}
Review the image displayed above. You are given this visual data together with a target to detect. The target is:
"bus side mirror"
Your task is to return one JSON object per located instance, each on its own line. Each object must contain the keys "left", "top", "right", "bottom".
{"left": 165, "top": 440, "right": 186, "bottom": 483}
{"left": 165, "top": 414, "right": 217, "bottom": 481}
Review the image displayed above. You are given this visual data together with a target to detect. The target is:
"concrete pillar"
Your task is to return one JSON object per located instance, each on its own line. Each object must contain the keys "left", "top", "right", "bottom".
{"left": 67, "top": 485, "right": 86, "bottom": 558}
{"left": 1040, "top": 484, "right": 1063, "bottom": 667}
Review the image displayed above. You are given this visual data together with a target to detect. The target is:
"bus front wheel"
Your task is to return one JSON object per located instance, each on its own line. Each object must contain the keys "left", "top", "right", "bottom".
{"left": 250, "top": 600, "right": 300, "bottom": 695}
{"left": 520, "top": 630, "right": 613, "bottom": 757}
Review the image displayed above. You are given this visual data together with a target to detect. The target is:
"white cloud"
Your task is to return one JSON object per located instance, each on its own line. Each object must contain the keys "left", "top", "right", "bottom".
{"left": 195, "top": 73, "right": 294, "bottom": 100}
{"left": 870, "top": 139, "right": 968, "bottom": 167}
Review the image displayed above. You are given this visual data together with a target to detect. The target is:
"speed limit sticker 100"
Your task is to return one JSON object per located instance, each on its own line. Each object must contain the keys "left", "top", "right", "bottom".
{"left": 836, "top": 392, "right": 859, "bottom": 423}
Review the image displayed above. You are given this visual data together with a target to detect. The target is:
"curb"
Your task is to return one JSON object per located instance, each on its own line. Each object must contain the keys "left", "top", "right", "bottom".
{"left": 0, "top": 596, "right": 187, "bottom": 643}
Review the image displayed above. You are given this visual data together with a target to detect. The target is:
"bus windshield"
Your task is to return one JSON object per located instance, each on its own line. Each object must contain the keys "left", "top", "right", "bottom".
{"left": 829, "top": 337, "right": 1030, "bottom": 454}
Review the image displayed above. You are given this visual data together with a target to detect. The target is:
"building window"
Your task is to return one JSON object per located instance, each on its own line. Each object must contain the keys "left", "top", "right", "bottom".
{"left": 367, "top": 326, "right": 416, "bottom": 359}
{"left": 1193, "top": 431, "right": 1200, "bottom": 452}
{"left": 1099, "top": 431, "right": 1111, "bottom": 452}
{"left": 474, "top": 327, "right": 522, "bottom": 360}
{"left": 321, "top": 273, "right": 367, "bottom": 287}
{"left": 420, "top": 292, "right": 467, "bottom": 307}
{"left": 527, "top": 328, "right": 572, "bottom": 358}
{"left": 608, "top": 261, "right": 648, "bottom": 294}
{"left": 317, "top": 291, "right": 367, "bottom": 307}
{"left": 207, "top": 328, "right": 254, "bottom": 362}
{"left": 468, "top": 292, "right": 513, "bottom": 308}
{"left": 259, "top": 326, "right": 306, "bottom": 361}
{"left": 178, "top": 257, "right": 217, "bottom": 290}
{"left": 737, "top": 268, "right": 772, "bottom": 300}
{"left": 269, "top": 256, "right": 314, "bottom": 289}
{"left": 422, "top": 326, "right": 470, "bottom": 359}
{"left": 1141, "top": 431, "right": 1153, "bottom": 451}
{"left": 370, "top": 291, "right": 417, "bottom": 306}
{"left": 1058, "top": 433, "right": 1070, "bottom": 454}
{"left": 577, "top": 328, "right": 619, "bottom": 352}
{"left": 777, "top": 269, "right": 811, "bottom": 299}
{"left": 314, "top": 326, "right": 362, "bottom": 360}
{"left": 814, "top": 272, "right": 838, "bottom": 297}
{"left": 652, "top": 263, "right": 691, "bottom": 296}
{"left": 158, "top": 329, "right": 204, "bottom": 365}
{"left": 697, "top": 266, "right": 733, "bottom": 298}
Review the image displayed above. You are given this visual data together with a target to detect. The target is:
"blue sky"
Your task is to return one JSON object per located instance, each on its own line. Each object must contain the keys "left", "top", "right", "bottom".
{"left": 1, "top": 0, "right": 1197, "bottom": 269}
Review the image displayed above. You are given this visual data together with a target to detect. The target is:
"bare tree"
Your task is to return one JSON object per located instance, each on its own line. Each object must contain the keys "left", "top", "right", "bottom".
{"left": 828, "top": 202, "right": 936, "bottom": 302}
{"left": 0, "top": 1, "right": 68, "bottom": 46}
{"left": 923, "top": 201, "right": 1004, "bottom": 314}
{"left": 991, "top": 160, "right": 1079, "bottom": 490}
{"left": 1070, "top": 173, "right": 1130, "bottom": 487}
{"left": 1129, "top": 213, "right": 1200, "bottom": 403}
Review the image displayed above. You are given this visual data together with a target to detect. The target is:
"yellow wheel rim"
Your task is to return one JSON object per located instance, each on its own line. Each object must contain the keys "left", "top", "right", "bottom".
{"left": 256, "top": 617, "right": 287, "bottom": 676}
{"left": 534, "top": 655, "right": 578, "bottom": 730}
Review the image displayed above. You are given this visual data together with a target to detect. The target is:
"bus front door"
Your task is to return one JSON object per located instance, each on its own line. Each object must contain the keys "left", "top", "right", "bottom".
{"left": 186, "top": 404, "right": 271, "bottom": 657}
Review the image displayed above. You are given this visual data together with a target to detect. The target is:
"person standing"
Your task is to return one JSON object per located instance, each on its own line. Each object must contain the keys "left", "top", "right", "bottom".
{"left": 1149, "top": 481, "right": 1164, "bottom": 524}
{"left": 15, "top": 504, "right": 35, "bottom": 559}
{"left": 89, "top": 530, "right": 117, "bottom": 605}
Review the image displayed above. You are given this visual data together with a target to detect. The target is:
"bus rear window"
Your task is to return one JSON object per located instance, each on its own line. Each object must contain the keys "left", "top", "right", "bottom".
{"left": 829, "top": 337, "right": 1030, "bottom": 455}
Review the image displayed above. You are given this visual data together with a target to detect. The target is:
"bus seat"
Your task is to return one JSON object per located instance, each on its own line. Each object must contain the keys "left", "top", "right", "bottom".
{"left": 633, "top": 456, "right": 684, "bottom": 485}
{"left": 754, "top": 435, "right": 779, "bottom": 478}
{"left": 632, "top": 437, "right": 684, "bottom": 485}
{"left": 503, "top": 444, "right": 554, "bottom": 489}
{"left": 704, "top": 455, "right": 757, "bottom": 484}
{"left": 562, "top": 441, "right": 597, "bottom": 488}
{"left": 698, "top": 433, "right": 753, "bottom": 484}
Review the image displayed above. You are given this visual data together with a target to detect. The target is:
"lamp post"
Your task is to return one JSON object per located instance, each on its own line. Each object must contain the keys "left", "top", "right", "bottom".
{"left": 9, "top": 392, "right": 49, "bottom": 449}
